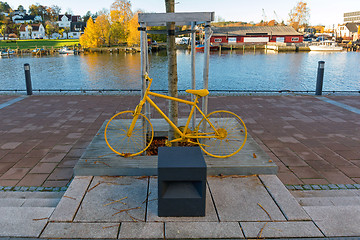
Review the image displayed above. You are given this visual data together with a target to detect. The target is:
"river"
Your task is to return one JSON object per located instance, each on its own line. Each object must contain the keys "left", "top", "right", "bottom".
{"left": 0, "top": 50, "right": 359, "bottom": 92}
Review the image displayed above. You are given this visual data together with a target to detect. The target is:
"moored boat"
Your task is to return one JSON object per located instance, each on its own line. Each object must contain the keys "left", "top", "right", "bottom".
{"left": 59, "top": 47, "right": 75, "bottom": 55}
{"left": 0, "top": 49, "right": 15, "bottom": 57}
{"left": 195, "top": 44, "right": 219, "bottom": 51}
{"left": 309, "top": 40, "right": 343, "bottom": 51}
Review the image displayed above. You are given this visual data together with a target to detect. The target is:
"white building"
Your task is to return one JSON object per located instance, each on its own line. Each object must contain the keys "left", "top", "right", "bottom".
{"left": 57, "top": 15, "right": 81, "bottom": 28}
{"left": 344, "top": 11, "right": 360, "bottom": 23}
{"left": 19, "top": 24, "right": 45, "bottom": 39}
{"left": 336, "top": 23, "right": 360, "bottom": 40}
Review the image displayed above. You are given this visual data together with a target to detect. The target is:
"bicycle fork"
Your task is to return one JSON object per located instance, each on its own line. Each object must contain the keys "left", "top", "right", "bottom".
{"left": 127, "top": 101, "right": 145, "bottom": 137}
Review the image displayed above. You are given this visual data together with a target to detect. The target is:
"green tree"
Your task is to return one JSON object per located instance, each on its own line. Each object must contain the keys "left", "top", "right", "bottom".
{"left": 63, "top": 27, "right": 70, "bottom": 39}
{"left": 0, "top": 1, "right": 11, "bottom": 13}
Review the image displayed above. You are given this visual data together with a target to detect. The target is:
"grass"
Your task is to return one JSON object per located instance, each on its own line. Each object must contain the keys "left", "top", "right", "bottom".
{"left": 0, "top": 39, "right": 80, "bottom": 50}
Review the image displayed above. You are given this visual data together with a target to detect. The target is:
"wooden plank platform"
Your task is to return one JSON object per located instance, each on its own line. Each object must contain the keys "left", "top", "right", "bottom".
{"left": 74, "top": 118, "right": 278, "bottom": 176}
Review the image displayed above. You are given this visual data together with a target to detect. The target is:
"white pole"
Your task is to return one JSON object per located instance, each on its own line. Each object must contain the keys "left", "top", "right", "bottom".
{"left": 191, "top": 22, "right": 196, "bottom": 129}
{"left": 202, "top": 22, "right": 211, "bottom": 117}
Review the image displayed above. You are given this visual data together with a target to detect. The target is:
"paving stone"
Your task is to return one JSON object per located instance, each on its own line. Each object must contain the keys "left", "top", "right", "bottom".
{"left": 320, "top": 185, "right": 330, "bottom": 190}
{"left": 74, "top": 176, "right": 148, "bottom": 222}
{"left": 119, "top": 222, "right": 164, "bottom": 239}
{"left": 0, "top": 168, "right": 30, "bottom": 180}
{"left": 208, "top": 176, "right": 286, "bottom": 221}
{"left": 0, "top": 207, "right": 54, "bottom": 237}
{"left": 354, "top": 184, "right": 360, "bottom": 189}
{"left": 41, "top": 222, "right": 119, "bottom": 239}
{"left": 329, "top": 184, "right": 339, "bottom": 189}
{"left": 346, "top": 184, "right": 356, "bottom": 189}
{"left": 240, "top": 221, "right": 324, "bottom": 238}
{"left": 311, "top": 184, "right": 321, "bottom": 190}
{"left": 304, "top": 206, "right": 360, "bottom": 237}
{"left": 50, "top": 176, "right": 93, "bottom": 222}
{"left": 165, "top": 222, "right": 243, "bottom": 239}
{"left": 259, "top": 175, "right": 311, "bottom": 220}
{"left": 146, "top": 177, "right": 218, "bottom": 222}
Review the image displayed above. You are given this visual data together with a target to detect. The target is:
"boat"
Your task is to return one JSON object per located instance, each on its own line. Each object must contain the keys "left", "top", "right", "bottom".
{"left": 195, "top": 44, "right": 219, "bottom": 51}
{"left": 309, "top": 40, "right": 343, "bottom": 51}
{"left": 59, "top": 47, "right": 75, "bottom": 55}
{"left": 32, "top": 48, "right": 47, "bottom": 55}
{"left": 0, "top": 49, "right": 14, "bottom": 57}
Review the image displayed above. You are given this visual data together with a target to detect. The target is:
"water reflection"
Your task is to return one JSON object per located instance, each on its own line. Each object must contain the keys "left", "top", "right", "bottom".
{"left": 0, "top": 50, "right": 358, "bottom": 92}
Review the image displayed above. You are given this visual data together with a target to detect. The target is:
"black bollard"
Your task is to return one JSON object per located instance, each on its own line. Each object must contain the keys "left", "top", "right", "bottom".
{"left": 24, "top": 63, "right": 32, "bottom": 95}
{"left": 315, "top": 61, "right": 325, "bottom": 96}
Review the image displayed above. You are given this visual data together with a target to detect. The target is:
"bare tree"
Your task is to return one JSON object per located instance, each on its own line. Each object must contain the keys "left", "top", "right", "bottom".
{"left": 165, "top": 0, "right": 178, "bottom": 143}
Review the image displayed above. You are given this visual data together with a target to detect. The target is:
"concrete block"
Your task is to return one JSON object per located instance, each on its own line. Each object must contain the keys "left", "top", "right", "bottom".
{"left": 165, "top": 222, "right": 243, "bottom": 239}
{"left": 158, "top": 147, "right": 206, "bottom": 217}
{"left": 41, "top": 222, "right": 119, "bottom": 239}
{"left": 50, "top": 176, "right": 93, "bottom": 222}
{"left": 259, "top": 175, "right": 311, "bottom": 220}
{"left": 207, "top": 176, "right": 286, "bottom": 221}
{"left": 0, "top": 207, "right": 54, "bottom": 237}
{"left": 22, "top": 198, "right": 61, "bottom": 207}
{"left": 146, "top": 178, "right": 218, "bottom": 222}
{"left": 240, "top": 221, "right": 323, "bottom": 238}
{"left": 74, "top": 176, "right": 148, "bottom": 222}
{"left": 0, "top": 198, "right": 25, "bottom": 207}
{"left": 119, "top": 222, "right": 164, "bottom": 239}
{"left": 297, "top": 197, "right": 334, "bottom": 206}
{"left": 304, "top": 206, "right": 360, "bottom": 237}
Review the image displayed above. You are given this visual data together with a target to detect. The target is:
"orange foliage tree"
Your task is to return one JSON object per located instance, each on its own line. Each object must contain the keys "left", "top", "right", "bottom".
{"left": 288, "top": 1, "right": 310, "bottom": 30}
{"left": 80, "top": 0, "right": 140, "bottom": 48}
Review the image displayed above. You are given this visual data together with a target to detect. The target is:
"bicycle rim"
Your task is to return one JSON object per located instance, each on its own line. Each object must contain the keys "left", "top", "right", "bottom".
{"left": 196, "top": 110, "right": 247, "bottom": 158}
{"left": 105, "top": 110, "right": 154, "bottom": 157}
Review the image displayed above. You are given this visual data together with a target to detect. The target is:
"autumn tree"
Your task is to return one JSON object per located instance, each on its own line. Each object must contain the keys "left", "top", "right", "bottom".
{"left": 126, "top": 11, "right": 140, "bottom": 46}
{"left": 95, "top": 13, "right": 111, "bottom": 46}
{"left": 80, "top": 17, "right": 101, "bottom": 48}
{"left": 110, "top": 0, "right": 133, "bottom": 44}
{"left": 288, "top": 1, "right": 310, "bottom": 30}
{"left": 45, "top": 20, "right": 58, "bottom": 38}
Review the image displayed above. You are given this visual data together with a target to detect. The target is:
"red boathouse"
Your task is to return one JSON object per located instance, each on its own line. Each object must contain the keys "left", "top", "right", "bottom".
{"left": 210, "top": 26, "right": 303, "bottom": 45}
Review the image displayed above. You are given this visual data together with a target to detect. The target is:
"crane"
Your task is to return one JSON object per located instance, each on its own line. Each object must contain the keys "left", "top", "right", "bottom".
{"left": 273, "top": 11, "right": 282, "bottom": 25}
{"left": 262, "top": 8, "right": 267, "bottom": 25}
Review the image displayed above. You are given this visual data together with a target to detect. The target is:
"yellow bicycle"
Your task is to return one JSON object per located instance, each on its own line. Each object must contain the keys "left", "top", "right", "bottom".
{"left": 105, "top": 74, "right": 247, "bottom": 158}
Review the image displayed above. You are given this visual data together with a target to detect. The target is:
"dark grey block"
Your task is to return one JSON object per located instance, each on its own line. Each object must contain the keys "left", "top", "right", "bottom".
{"left": 158, "top": 147, "right": 206, "bottom": 217}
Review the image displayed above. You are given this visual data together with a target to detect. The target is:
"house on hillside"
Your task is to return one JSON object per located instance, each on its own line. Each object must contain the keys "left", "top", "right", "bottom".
{"left": 67, "top": 22, "right": 86, "bottom": 39}
{"left": 336, "top": 23, "right": 360, "bottom": 41}
{"left": 57, "top": 15, "right": 81, "bottom": 28}
{"left": 12, "top": 12, "right": 42, "bottom": 24}
{"left": 19, "top": 24, "right": 45, "bottom": 39}
{"left": 210, "top": 26, "right": 303, "bottom": 45}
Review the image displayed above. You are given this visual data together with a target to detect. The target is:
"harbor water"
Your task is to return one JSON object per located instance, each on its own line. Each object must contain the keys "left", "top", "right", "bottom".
{"left": 0, "top": 50, "right": 359, "bottom": 92}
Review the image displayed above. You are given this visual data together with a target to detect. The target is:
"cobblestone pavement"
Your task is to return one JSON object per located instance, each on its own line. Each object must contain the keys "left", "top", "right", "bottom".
{"left": 0, "top": 95, "right": 359, "bottom": 187}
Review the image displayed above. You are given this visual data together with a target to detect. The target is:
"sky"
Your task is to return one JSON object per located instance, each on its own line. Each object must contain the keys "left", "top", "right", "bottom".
{"left": 6, "top": 0, "right": 358, "bottom": 27}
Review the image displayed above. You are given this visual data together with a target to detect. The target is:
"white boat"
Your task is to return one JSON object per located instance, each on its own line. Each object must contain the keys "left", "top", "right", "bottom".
{"left": 0, "top": 50, "right": 14, "bottom": 58}
{"left": 309, "top": 40, "right": 343, "bottom": 51}
{"left": 59, "top": 47, "right": 75, "bottom": 55}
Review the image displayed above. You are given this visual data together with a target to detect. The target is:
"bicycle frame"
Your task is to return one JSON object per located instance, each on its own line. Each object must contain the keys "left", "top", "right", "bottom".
{"left": 127, "top": 75, "right": 219, "bottom": 143}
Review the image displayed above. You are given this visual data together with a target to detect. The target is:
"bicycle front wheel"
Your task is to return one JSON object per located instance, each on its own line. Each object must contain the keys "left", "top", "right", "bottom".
{"left": 196, "top": 110, "right": 247, "bottom": 158}
{"left": 105, "top": 110, "right": 154, "bottom": 157}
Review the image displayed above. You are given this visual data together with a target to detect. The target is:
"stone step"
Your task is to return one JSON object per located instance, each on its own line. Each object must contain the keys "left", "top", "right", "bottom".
{"left": 0, "top": 192, "right": 64, "bottom": 207}
{"left": 291, "top": 190, "right": 360, "bottom": 198}
{"left": 0, "top": 191, "right": 64, "bottom": 199}
{"left": 297, "top": 196, "right": 360, "bottom": 207}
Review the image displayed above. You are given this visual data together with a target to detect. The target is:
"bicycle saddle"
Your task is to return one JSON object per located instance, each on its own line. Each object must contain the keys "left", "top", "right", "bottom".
{"left": 185, "top": 89, "right": 209, "bottom": 97}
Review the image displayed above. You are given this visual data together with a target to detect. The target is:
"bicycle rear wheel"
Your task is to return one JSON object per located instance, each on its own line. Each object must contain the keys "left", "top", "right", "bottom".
{"left": 196, "top": 110, "right": 247, "bottom": 158}
{"left": 105, "top": 110, "right": 154, "bottom": 157}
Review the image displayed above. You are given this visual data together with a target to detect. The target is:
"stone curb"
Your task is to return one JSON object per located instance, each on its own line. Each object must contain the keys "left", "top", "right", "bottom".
{"left": 286, "top": 184, "right": 360, "bottom": 191}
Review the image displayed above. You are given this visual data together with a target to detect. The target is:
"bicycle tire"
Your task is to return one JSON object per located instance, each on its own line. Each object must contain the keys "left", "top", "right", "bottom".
{"left": 196, "top": 110, "right": 247, "bottom": 158}
{"left": 105, "top": 110, "right": 154, "bottom": 157}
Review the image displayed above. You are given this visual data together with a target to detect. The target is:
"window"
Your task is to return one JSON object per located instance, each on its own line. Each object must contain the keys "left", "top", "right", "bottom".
{"left": 214, "top": 38, "right": 222, "bottom": 43}
{"left": 291, "top": 37, "right": 299, "bottom": 42}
